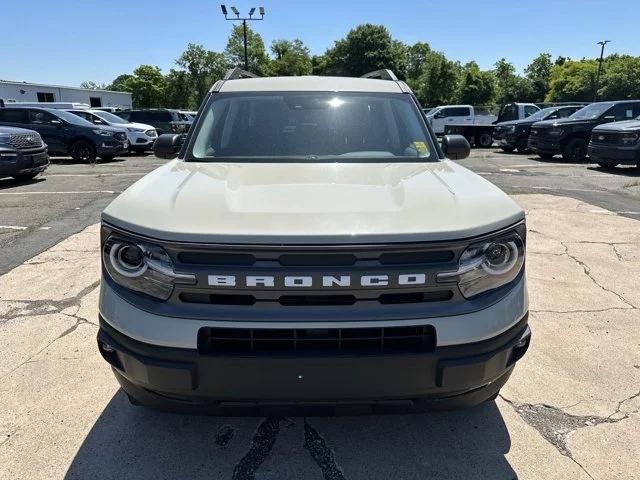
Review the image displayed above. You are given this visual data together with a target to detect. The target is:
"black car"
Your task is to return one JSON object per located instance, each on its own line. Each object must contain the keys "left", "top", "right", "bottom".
{"left": 528, "top": 101, "right": 640, "bottom": 161}
{"left": 0, "top": 126, "right": 49, "bottom": 181}
{"left": 0, "top": 107, "right": 128, "bottom": 163}
{"left": 116, "top": 109, "right": 190, "bottom": 135}
{"left": 493, "top": 105, "right": 584, "bottom": 153}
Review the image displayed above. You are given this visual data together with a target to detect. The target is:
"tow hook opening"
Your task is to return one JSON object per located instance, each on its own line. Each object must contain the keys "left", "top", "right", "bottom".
{"left": 98, "top": 340, "right": 123, "bottom": 370}
{"left": 509, "top": 326, "right": 531, "bottom": 365}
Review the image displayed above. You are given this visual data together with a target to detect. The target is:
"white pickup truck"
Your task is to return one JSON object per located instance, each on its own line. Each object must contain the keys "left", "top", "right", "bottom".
{"left": 424, "top": 105, "right": 497, "bottom": 136}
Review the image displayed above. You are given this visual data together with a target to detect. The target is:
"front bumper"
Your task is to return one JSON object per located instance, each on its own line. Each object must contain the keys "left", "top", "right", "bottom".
{"left": 588, "top": 143, "right": 640, "bottom": 165}
{"left": 96, "top": 140, "right": 128, "bottom": 155}
{"left": 528, "top": 136, "right": 561, "bottom": 154}
{"left": 0, "top": 147, "right": 49, "bottom": 177}
{"left": 126, "top": 132, "right": 156, "bottom": 150}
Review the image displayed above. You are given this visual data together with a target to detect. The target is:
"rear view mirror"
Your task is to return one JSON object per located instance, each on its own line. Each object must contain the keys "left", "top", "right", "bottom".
{"left": 441, "top": 134, "right": 470, "bottom": 160}
{"left": 153, "top": 134, "right": 184, "bottom": 160}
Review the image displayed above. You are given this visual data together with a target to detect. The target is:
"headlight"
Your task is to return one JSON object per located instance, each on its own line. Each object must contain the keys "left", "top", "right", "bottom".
{"left": 102, "top": 233, "right": 195, "bottom": 300}
{"left": 93, "top": 129, "right": 114, "bottom": 137}
{"left": 548, "top": 128, "right": 564, "bottom": 137}
{"left": 620, "top": 132, "right": 639, "bottom": 145}
{"left": 437, "top": 229, "right": 525, "bottom": 298}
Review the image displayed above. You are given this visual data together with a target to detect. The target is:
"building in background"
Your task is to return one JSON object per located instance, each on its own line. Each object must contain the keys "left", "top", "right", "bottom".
{"left": 0, "top": 80, "right": 132, "bottom": 109}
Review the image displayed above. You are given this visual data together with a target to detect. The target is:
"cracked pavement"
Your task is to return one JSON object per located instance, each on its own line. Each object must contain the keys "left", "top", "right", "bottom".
{"left": 1, "top": 188, "right": 639, "bottom": 478}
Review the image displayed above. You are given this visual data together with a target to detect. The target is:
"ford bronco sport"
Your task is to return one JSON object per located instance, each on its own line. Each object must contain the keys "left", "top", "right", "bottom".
{"left": 97, "top": 68, "right": 530, "bottom": 413}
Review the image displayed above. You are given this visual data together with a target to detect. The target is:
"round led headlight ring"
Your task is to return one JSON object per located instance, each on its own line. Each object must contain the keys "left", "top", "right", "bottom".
{"left": 482, "top": 240, "right": 519, "bottom": 275}
{"left": 109, "top": 242, "right": 148, "bottom": 278}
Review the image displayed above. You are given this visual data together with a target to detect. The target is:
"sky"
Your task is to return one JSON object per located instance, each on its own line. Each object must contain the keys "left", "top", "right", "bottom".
{"left": 0, "top": 0, "right": 634, "bottom": 87}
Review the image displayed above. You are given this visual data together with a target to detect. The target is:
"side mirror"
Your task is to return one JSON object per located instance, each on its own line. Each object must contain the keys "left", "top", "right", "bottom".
{"left": 153, "top": 134, "right": 184, "bottom": 160}
{"left": 94, "top": 119, "right": 106, "bottom": 125}
{"left": 50, "top": 119, "right": 63, "bottom": 127}
{"left": 441, "top": 134, "right": 470, "bottom": 160}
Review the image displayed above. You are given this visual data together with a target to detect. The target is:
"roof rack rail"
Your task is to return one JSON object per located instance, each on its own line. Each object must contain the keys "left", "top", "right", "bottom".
{"left": 223, "top": 67, "right": 259, "bottom": 80}
{"left": 360, "top": 69, "right": 398, "bottom": 81}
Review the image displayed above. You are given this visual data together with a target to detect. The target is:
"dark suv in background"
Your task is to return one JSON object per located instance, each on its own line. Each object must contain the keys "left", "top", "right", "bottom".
{"left": 116, "top": 109, "right": 190, "bottom": 135}
{"left": 493, "top": 105, "right": 584, "bottom": 153}
{"left": 0, "top": 107, "right": 128, "bottom": 163}
{"left": 528, "top": 100, "right": 640, "bottom": 161}
{"left": 0, "top": 126, "right": 49, "bottom": 180}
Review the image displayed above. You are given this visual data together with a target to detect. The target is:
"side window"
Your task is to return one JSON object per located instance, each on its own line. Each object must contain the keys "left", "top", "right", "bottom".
{"left": 118, "top": 111, "right": 131, "bottom": 121}
{"left": 607, "top": 103, "right": 637, "bottom": 121}
{"left": 445, "top": 107, "right": 471, "bottom": 117}
{"left": 524, "top": 105, "right": 539, "bottom": 118}
{"left": 36, "top": 92, "right": 55, "bottom": 102}
{"left": 29, "top": 110, "right": 59, "bottom": 125}
{"left": 0, "top": 109, "right": 29, "bottom": 123}
{"left": 556, "top": 108, "right": 573, "bottom": 119}
{"left": 72, "top": 111, "right": 92, "bottom": 122}
{"left": 129, "top": 111, "right": 144, "bottom": 122}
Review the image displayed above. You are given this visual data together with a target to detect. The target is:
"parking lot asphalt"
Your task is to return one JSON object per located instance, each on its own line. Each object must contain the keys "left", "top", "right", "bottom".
{"left": 1, "top": 150, "right": 639, "bottom": 480}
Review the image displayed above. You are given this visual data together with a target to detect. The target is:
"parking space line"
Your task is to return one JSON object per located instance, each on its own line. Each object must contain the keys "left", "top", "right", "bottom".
{"left": 45, "top": 173, "right": 145, "bottom": 177}
{"left": 0, "top": 225, "right": 27, "bottom": 230}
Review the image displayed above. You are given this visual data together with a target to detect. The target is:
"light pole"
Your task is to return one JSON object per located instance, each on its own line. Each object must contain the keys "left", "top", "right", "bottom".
{"left": 594, "top": 40, "right": 610, "bottom": 102}
{"left": 220, "top": 5, "right": 265, "bottom": 71}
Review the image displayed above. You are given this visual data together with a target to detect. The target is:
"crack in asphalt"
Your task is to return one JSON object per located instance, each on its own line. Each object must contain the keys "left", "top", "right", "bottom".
{"left": 0, "top": 279, "right": 101, "bottom": 323}
{"left": 500, "top": 390, "right": 640, "bottom": 479}
{"left": 303, "top": 419, "right": 347, "bottom": 480}
{"left": 560, "top": 241, "right": 638, "bottom": 310}
{"left": 231, "top": 417, "right": 281, "bottom": 480}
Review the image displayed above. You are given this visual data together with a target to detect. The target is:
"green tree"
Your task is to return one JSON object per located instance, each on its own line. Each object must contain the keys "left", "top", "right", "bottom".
{"left": 80, "top": 81, "right": 105, "bottom": 90}
{"left": 125, "top": 65, "right": 167, "bottom": 108}
{"left": 493, "top": 58, "right": 533, "bottom": 103}
{"left": 270, "top": 39, "right": 312, "bottom": 76}
{"left": 177, "top": 43, "right": 228, "bottom": 106}
{"left": 455, "top": 61, "right": 495, "bottom": 105}
{"left": 405, "top": 42, "right": 431, "bottom": 80}
{"left": 163, "top": 69, "right": 192, "bottom": 109}
{"left": 525, "top": 53, "right": 553, "bottom": 102}
{"left": 225, "top": 24, "right": 270, "bottom": 75}
{"left": 409, "top": 51, "right": 461, "bottom": 107}
{"left": 321, "top": 24, "right": 404, "bottom": 77}
{"left": 107, "top": 74, "right": 133, "bottom": 92}
{"left": 546, "top": 60, "right": 598, "bottom": 102}
{"left": 598, "top": 55, "right": 640, "bottom": 100}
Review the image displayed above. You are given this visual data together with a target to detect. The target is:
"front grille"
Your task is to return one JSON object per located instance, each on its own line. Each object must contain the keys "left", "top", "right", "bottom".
{"left": 591, "top": 131, "right": 621, "bottom": 145}
{"left": 197, "top": 325, "right": 437, "bottom": 355}
{"left": 8, "top": 133, "right": 42, "bottom": 150}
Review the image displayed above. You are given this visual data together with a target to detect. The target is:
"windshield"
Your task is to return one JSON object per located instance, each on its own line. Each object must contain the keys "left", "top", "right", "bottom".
{"left": 190, "top": 92, "right": 436, "bottom": 162}
{"left": 51, "top": 109, "right": 95, "bottom": 126}
{"left": 93, "top": 110, "right": 130, "bottom": 124}
{"left": 526, "top": 107, "right": 556, "bottom": 122}
{"left": 569, "top": 102, "right": 614, "bottom": 120}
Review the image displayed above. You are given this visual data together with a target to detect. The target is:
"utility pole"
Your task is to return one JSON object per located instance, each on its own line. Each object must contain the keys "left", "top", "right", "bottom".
{"left": 220, "top": 5, "right": 265, "bottom": 71}
{"left": 594, "top": 40, "right": 610, "bottom": 102}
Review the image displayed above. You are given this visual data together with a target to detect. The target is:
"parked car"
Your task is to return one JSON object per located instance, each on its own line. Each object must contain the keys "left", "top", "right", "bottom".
{"left": 116, "top": 109, "right": 189, "bottom": 135}
{"left": 178, "top": 110, "right": 198, "bottom": 122}
{"left": 589, "top": 118, "right": 640, "bottom": 169}
{"left": 0, "top": 126, "right": 49, "bottom": 180}
{"left": 68, "top": 109, "right": 157, "bottom": 154}
{"left": 528, "top": 100, "right": 640, "bottom": 161}
{"left": 424, "top": 105, "right": 497, "bottom": 135}
{"left": 493, "top": 105, "right": 584, "bottom": 153}
{"left": 97, "top": 68, "right": 530, "bottom": 412}
{"left": 0, "top": 106, "right": 128, "bottom": 163}
{"left": 443, "top": 103, "right": 540, "bottom": 148}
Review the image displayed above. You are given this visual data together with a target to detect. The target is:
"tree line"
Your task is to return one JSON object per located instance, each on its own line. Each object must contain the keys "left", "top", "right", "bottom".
{"left": 84, "top": 24, "right": 640, "bottom": 109}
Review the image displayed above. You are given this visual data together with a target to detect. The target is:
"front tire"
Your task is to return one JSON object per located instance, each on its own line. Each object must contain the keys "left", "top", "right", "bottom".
{"left": 516, "top": 136, "right": 529, "bottom": 154}
{"left": 70, "top": 140, "right": 97, "bottom": 163}
{"left": 562, "top": 138, "right": 587, "bottom": 162}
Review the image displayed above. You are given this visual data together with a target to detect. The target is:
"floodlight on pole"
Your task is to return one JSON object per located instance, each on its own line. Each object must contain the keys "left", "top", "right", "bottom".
{"left": 219, "top": 5, "right": 266, "bottom": 71}
{"left": 594, "top": 40, "right": 611, "bottom": 102}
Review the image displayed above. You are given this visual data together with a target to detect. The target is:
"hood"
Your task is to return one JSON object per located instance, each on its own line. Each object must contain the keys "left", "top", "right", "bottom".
{"left": 495, "top": 119, "right": 535, "bottom": 128}
{"left": 532, "top": 117, "right": 593, "bottom": 129}
{"left": 592, "top": 119, "right": 640, "bottom": 132}
{"left": 0, "top": 126, "right": 38, "bottom": 136}
{"left": 102, "top": 160, "right": 524, "bottom": 244}
{"left": 124, "top": 122, "right": 155, "bottom": 131}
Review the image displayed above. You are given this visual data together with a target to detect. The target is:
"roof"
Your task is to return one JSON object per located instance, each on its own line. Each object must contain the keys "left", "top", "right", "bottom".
{"left": 216, "top": 76, "right": 406, "bottom": 93}
{"left": 0, "top": 79, "right": 131, "bottom": 96}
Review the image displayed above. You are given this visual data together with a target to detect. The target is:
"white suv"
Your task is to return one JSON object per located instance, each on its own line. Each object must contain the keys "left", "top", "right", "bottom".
{"left": 97, "top": 69, "right": 530, "bottom": 414}
{"left": 67, "top": 109, "right": 157, "bottom": 153}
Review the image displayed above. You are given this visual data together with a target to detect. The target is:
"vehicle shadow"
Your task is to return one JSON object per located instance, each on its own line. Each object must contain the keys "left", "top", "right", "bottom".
{"left": 589, "top": 165, "right": 640, "bottom": 176}
{"left": 49, "top": 155, "right": 127, "bottom": 165}
{"left": 63, "top": 391, "right": 517, "bottom": 480}
{"left": 0, "top": 176, "right": 46, "bottom": 190}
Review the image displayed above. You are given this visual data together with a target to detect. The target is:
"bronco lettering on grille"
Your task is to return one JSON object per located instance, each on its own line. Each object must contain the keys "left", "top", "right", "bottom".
{"left": 207, "top": 274, "right": 429, "bottom": 288}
